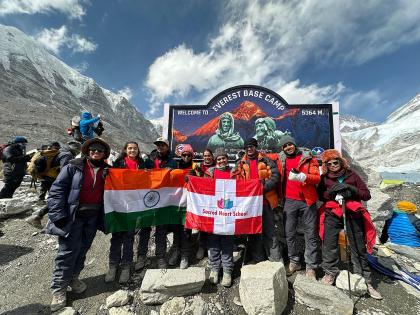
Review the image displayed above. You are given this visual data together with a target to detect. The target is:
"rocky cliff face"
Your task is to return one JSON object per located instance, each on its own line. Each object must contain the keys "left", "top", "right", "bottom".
{"left": 0, "top": 25, "right": 157, "bottom": 151}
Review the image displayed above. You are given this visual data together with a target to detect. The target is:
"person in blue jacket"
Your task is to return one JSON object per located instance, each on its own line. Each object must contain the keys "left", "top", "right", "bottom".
{"left": 46, "top": 138, "right": 110, "bottom": 312}
{"left": 79, "top": 111, "right": 101, "bottom": 142}
{"left": 380, "top": 200, "right": 420, "bottom": 247}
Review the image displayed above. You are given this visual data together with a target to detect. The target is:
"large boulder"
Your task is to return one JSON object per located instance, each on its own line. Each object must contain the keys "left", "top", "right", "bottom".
{"left": 293, "top": 274, "right": 353, "bottom": 315}
{"left": 335, "top": 271, "right": 367, "bottom": 296}
{"left": 239, "top": 261, "right": 288, "bottom": 315}
{"left": 106, "top": 290, "right": 131, "bottom": 309}
{"left": 139, "top": 268, "right": 206, "bottom": 305}
{"left": 0, "top": 195, "right": 38, "bottom": 218}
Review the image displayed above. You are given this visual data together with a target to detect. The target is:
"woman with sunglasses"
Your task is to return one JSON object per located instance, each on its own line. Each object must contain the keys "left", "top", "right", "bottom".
{"left": 204, "top": 148, "right": 235, "bottom": 287}
{"left": 317, "top": 149, "right": 382, "bottom": 300}
{"left": 105, "top": 141, "right": 150, "bottom": 284}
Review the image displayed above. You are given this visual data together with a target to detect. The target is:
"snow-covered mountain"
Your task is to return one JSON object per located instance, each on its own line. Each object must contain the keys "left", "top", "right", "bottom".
{"left": 339, "top": 114, "right": 377, "bottom": 132}
{"left": 0, "top": 24, "right": 157, "bottom": 150}
{"left": 342, "top": 95, "right": 420, "bottom": 173}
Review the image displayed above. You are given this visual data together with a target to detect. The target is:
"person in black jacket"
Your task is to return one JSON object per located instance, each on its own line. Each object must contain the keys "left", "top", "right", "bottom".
{"left": 25, "top": 141, "right": 81, "bottom": 228}
{"left": 105, "top": 141, "right": 151, "bottom": 284}
{"left": 0, "top": 136, "right": 31, "bottom": 199}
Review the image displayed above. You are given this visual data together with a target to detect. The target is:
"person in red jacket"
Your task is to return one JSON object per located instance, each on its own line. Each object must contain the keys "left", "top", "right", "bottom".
{"left": 278, "top": 135, "right": 320, "bottom": 279}
{"left": 317, "top": 149, "right": 382, "bottom": 299}
{"left": 204, "top": 148, "right": 235, "bottom": 287}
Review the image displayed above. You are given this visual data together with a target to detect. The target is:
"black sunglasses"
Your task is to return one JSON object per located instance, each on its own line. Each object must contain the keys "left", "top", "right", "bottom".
{"left": 326, "top": 161, "right": 340, "bottom": 166}
{"left": 89, "top": 148, "right": 105, "bottom": 153}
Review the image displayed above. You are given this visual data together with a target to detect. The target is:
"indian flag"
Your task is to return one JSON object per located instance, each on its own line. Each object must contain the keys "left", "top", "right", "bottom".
{"left": 185, "top": 176, "right": 263, "bottom": 235}
{"left": 104, "top": 168, "right": 188, "bottom": 233}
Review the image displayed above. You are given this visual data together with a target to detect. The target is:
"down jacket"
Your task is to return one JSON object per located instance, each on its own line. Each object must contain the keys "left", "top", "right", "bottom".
{"left": 277, "top": 147, "right": 320, "bottom": 206}
{"left": 1, "top": 143, "right": 29, "bottom": 180}
{"left": 46, "top": 157, "right": 109, "bottom": 237}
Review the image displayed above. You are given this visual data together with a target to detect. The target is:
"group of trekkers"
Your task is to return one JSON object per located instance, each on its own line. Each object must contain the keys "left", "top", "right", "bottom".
{"left": 5, "top": 112, "right": 419, "bottom": 312}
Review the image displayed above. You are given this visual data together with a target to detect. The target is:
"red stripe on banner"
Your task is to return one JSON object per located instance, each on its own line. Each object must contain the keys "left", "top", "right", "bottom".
{"left": 185, "top": 212, "right": 215, "bottom": 233}
{"left": 235, "top": 179, "right": 263, "bottom": 197}
{"left": 235, "top": 216, "right": 262, "bottom": 234}
{"left": 187, "top": 176, "right": 216, "bottom": 195}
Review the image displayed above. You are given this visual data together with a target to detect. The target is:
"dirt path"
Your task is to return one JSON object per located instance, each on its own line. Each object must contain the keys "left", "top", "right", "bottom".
{"left": 0, "top": 216, "right": 419, "bottom": 315}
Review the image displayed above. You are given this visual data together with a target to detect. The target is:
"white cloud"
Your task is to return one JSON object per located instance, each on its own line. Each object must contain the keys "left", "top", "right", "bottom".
{"left": 145, "top": 0, "right": 420, "bottom": 116}
{"left": 117, "top": 87, "right": 133, "bottom": 101}
{"left": 35, "top": 25, "right": 97, "bottom": 54}
{"left": 0, "top": 0, "right": 86, "bottom": 19}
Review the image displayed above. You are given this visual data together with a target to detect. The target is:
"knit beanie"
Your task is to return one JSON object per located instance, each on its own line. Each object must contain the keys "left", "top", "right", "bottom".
{"left": 244, "top": 137, "right": 258, "bottom": 148}
{"left": 278, "top": 135, "right": 296, "bottom": 148}
{"left": 214, "top": 148, "right": 228, "bottom": 159}
{"left": 180, "top": 144, "right": 194, "bottom": 155}
{"left": 396, "top": 201, "right": 417, "bottom": 213}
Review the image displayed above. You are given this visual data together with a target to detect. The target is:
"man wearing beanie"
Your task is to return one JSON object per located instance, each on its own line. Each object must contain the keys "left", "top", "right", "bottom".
{"left": 277, "top": 135, "right": 320, "bottom": 279}
{"left": 46, "top": 138, "right": 110, "bottom": 312}
{"left": 234, "top": 138, "right": 281, "bottom": 262}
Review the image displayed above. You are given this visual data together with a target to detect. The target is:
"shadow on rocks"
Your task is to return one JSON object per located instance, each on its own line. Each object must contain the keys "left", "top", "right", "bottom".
{"left": 70, "top": 274, "right": 120, "bottom": 301}
{"left": 3, "top": 303, "right": 48, "bottom": 315}
{"left": 0, "top": 244, "right": 33, "bottom": 266}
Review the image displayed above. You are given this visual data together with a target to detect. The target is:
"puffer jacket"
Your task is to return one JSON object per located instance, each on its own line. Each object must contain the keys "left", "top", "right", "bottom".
{"left": 2, "top": 143, "right": 29, "bottom": 180}
{"left": 46, "top": 158, "right": 109, "bottom": 237}
{"left": 79, "top": 112, "right": 100, "bottom": 140}
{"left": 233, "top": 152, "right": 279, "bottom": 209}
{"left": 278, "top": 147, "right": 320, "bottom": 206}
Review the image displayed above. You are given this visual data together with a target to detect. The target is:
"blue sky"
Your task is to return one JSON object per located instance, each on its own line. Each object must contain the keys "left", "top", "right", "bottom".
{"left": 1, "top": 0, "right": 420, "bottom": 122}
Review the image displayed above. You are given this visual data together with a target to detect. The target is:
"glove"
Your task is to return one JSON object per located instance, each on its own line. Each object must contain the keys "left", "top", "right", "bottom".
{"left": 330, "top": 182, "right": 347, "bottom": 193}
{"left": 288, "top": 171, "right": 306, "bottom": 182}
{"left": 97, "top": 114, "right": 101, "bottom": 119}
{"left": 344, "top": 184, "right": 358, "bottom": 196}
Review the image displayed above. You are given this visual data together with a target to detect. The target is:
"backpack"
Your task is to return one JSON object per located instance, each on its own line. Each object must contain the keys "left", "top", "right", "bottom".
{"left": 0, "top": 143, "right": 9, "bottom": 161}
{"left": 27, "top": 149, "right": 60, "bottom": 180}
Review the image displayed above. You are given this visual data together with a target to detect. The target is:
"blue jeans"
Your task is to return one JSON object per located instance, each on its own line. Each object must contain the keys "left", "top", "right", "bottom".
{"left": 208, "top": 234, "right": 234, "bottom": 274}
{"left": 109, "top": 231, "right": 135, "bottom": 267}
{"left": 51, "top": 215, "right": 98, "bottom": 292}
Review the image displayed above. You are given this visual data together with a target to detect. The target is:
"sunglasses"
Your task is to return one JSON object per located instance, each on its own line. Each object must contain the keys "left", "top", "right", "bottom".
{"left": 89, "top": 148, "right": 105, "bottom": 153}
{"left": 326, "top": 161, "right": 340, "bottom": 166}
{"left": 181, "top": 154, "right": 192, "bottom": 157}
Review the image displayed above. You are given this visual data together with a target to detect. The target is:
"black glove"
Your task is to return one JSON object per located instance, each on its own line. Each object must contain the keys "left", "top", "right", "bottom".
{"left": 344, "top": 184, "right": 358, "bottom": 196}
{"left": 54, "top": 218, "right": 67, "bottom": 228}
{"left": 330, "top": 182, "right": 347, "bottom": 193}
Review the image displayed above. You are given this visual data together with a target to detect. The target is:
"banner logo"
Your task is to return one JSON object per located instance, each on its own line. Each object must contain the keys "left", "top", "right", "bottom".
{"left": 217, "top": 198, "right": 234, "bottom": 209}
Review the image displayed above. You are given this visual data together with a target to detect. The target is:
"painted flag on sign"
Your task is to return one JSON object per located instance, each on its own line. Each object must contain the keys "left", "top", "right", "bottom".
{"left": 185, "top": 176, "right": 263, "bottom": 235}
{"left": 104, "top": 168, "right": 188, "bottom": 233}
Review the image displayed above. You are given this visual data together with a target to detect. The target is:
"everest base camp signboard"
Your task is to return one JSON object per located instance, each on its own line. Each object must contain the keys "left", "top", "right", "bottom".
{"left": 163, "top": 85, "right": 340, "bottom": 160}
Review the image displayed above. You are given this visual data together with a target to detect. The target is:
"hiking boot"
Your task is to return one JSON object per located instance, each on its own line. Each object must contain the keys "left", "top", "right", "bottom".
{"left": 69, "top": 277, "right": 87, "bottom": 294}
{"left": 367, "top": 284, "right": 383, "bottom": 300}
{"left": 119, "top": 267, "right": 130, "bottom": 284}
{"left": 180, "top": 256, "right": 189, "bottom": 269}
{"left": 25, "top": 214, "right": 43, "bottom": 229}
{"left": 50, "top": 289, "right": 67, "bottom": 312}
{"left": 322, "top": 274, "right": 335, "bottom": 285}
{"left": 209, "top": 270, "right": 219, "bottom": 284}
{"left": 286, "top": 262, "right": 302, "bottom": 276}
{"left": 157, "top": 258, "right": 167, "bottom": 269}
{"left": 305, "top": 268, "right": 316, "bottom": 280}
{"left": 221, "top": 273, "right": 232, "bottom": 287}
{"left": 105, "top": 266, "right": 117, "bottom": 283}
{"left": 135, "top": 255, "right": 150, "bottom": 271}
{"left": 168, "top": 248, "right": 180, "bottom": 266}
{"left": 196, "top": 246, "right": 205, "bottom": 260}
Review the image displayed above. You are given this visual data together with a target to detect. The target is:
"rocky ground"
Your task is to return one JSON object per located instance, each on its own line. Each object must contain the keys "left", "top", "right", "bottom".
{"left": 0, "top": 180, "right": 419, "bottom": 315}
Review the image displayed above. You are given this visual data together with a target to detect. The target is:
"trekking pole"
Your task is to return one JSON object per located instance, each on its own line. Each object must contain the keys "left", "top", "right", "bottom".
{"left": 336, "top": 194, "right": 352, "bottom": 298}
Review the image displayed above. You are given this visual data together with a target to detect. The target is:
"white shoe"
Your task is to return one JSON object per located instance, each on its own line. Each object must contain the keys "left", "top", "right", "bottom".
{"left": 209, "top": 270, "right": 219, "bottom": 284}
{"left": 105, "top": 267, "right": 117, "bottom": 283}
{"left": 50, "top": 289, "right": 67, "bottom": 312}
{"left": 221, "top": 273, "right": 232, "bottom": 287}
